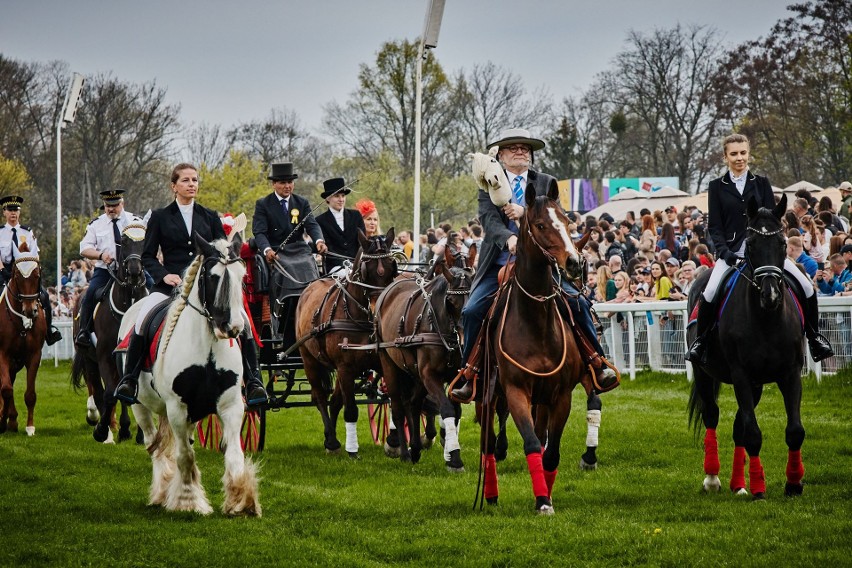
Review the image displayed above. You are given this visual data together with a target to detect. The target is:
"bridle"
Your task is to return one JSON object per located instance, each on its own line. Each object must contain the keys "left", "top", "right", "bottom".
{"left": 4, "top": 255, "right": 42, "bottom": 330}
{"left": 742, "top": 223, "right": 785, "bottom": 290}
{"left": 185, "top": 253, "right": 245, "bottom": 329}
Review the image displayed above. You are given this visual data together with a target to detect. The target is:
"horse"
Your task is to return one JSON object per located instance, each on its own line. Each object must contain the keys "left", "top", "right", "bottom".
{"left": 120, "top": 233, "right": 260, "bottom": 515}
{"left": 687, "top": 195, "right": 806, "bottom": 499}
{"left": 0, "top": 241, "right": 47, "bottom": 436}
{"left": 476, "top": 183, "right": 593, "bottom": 514}
{"left": 295, "top": 228, "right": 398, "bottom": 458}
{"left": 71, "top": 223, "right": 148, "bottom": 444}
{"left": 374, "top": 241, "right": 475, "bottom": 470}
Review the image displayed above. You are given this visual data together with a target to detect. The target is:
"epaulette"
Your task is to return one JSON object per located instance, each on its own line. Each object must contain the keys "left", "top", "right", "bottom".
{"left": 88, "top": 218, "right": 98, "bottom": 225}
{"left": 20, "top": 225, "right": 30, "bottom": 231}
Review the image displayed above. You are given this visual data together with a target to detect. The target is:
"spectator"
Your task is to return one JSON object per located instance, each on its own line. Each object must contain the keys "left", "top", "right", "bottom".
{"left": 595, "top": 264, "right": 617, "bottom": 303}
{"left": 694, "top": 244, "right": 715, "bottom": 268}
{"left": 677, "top": 260, "right": 697, "bottom": 295}
{"left": 664, "top": 206, "right": 680, "bottom": 232}
{"left": 608, "top": 253, "right": 623, "bottom": 275}
{"left": 841, "top": 244, "right": 852, "bottom": 271}
{"left": 617, "top": 220, "right": 639, "bottom": 259}
{"left": 792, "top": 198, "right": 810, "bottom": 221}
{"left": 800, "top": 215, "right": 827, "bottom": 264}
{"left": 786, "top": 235, "right": 818, "bottom": 279}
{"left": 838, "top": 181, "right": 852, "bottom": 222}
{"left": 603, "top": 230, "right": 625, "bottom": 264}
{"left": 657, "top": 223, "right": 680, "bottom": 258}
{"left": 816, "top": 253, "right": 852, "bottom": 296}
{"left": 638, "top": 214, "right": 657, "bottom": 261}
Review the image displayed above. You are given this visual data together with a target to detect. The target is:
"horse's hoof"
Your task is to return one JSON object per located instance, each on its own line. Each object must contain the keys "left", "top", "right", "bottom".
{"left": 135, "top": 428, "right": 145, "bottom": 445}
{"left": 486, "top": 496, "right": 498, "bottom": 506}
{"left": 732, "top": 487, "right": 749, "bottom": 496}
{"left": 386, "top": 431, "right": 400, "bottom": 449}
{"left": 446, "top": 449, "right": 464, "bottom": 472}
{"left": 421, "top": 434, "right": 434, "bottom": 449}
{"left": 703, "top": 475, "right": 721, "bottom": 493}
{"left": 86, "top": 416, "right": 98, "bottom": 427}
{"left": 446, "top": 463, "right": 465, "bottom": 473}
{"left": 410, "top": 450, "right": 421, "bottom": 464}
{"left": 25, "top": 426, "right": 35, "bottom": 436}
{"left": 118, "top": 428, "right": 132, "bottom": 443}
{"left": 785, "top": 482, "right": 804, "bottom": 497}
{"left": 439, "top": 428, "right": 446, "bottom": 447}
{"left": 93, "top": 425, "right": 109, "bottom": 443}
{"left": 325, "top": 447, "right": 341, "bottom": 456}
{"left": 579, "top": 458, "right": 598, "bottom": 471}
{"left": 752, "top": 492, "right": 766, "bottom": 501}
{"left": 384, "top": 441, "right": 401, "bottom": 458}
{"left": 347, "top": 452, "right": 360, "bottom": 460}
{"left": 325, "top": 439, "right": 342, "bottom": 453}
{"left": 535, "top": 496, "right": 554, "bottom": 515}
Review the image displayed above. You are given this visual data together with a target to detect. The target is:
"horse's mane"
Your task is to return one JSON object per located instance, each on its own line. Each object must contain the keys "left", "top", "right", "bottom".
{"left": 160, "top": 253, "right": 205, "bottom": 354}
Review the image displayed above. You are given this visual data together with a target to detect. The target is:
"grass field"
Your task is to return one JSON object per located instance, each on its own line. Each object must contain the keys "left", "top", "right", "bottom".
{"left": 1, "top": 362, "right": 851, "bottom": 567}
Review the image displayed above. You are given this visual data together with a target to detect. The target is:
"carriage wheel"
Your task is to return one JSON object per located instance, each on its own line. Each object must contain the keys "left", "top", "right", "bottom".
{"left": 241, "top": 407, "right": 265, "bottom": 452}
{"left": 368, "top": 402, "right": 390, "bottom": 445}
{"left": 196, "top": 415, "right": 222, "bottom": 450}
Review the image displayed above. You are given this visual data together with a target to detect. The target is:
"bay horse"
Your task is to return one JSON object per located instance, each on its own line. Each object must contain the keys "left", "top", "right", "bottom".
{"left": 477, "top": 183, "right": 592, "bottom": 514}
{"left": 71, "top": 223, "right": 148, "bottom": 443}
{"left": 0, "top": 241, "right": 47, "bottom": 436}
{"left": 295, "top": 228, "right": 398, "bottom": 458}
{"left": 374, "top": 241, "right": 475, "bottom": 470}
{"left": 687, "top": 194, "right": 806, "bottom": 499}
{"left": 120, "top": 234, "right": 260, "bottom": 516}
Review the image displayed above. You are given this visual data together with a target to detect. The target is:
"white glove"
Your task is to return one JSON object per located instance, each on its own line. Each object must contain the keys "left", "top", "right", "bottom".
{"left": 468, "top": 152, "right": 511, "bottom": 207}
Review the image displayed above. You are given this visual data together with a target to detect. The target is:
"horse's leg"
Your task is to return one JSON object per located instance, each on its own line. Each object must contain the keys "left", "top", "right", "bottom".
{"left": 218, "top": 389, "right": 261, "bottom": 517}
{"left": 732, "top": 378, "right": 765, "bottom": 500}
{"left": 135, "top": 405, "right": 171, "bottom": 507}
{"left": 23, "top": 355, "right": 39, "bottom": 436}
{"left": 504, "top": 383, "right": 551, "bottom": 514}
{"left": 407, "top": 385, "right": 425, "bottom": 465}
{"left": 0, "top": 359, "right": 12, "bottom": 433}
{"left": 422, "top": 374, "right": 463, "bottom": 472}
{"left": 304, "top": 354, "right": 340, "bottom": 453}
{"left": 164, "top": 405, "right": 211, "bottom": 514}
{"left": 695, "top": 371, "right": 721, "bottom": 493}
{"left": 778, "top": 372, "right": 806, "bottom": 497}
{"left": 382, "top": 363, "right": 410, "bottom": 462}
{"left": 533, "top": 405, "right": 548, "bottom": 448}
{"left": 337, "top": 367, "right": 360, "bottom": 459}
{"left": 494, "top": 396, "right": 509, "bottom": 462}
{"left": 85, "top": 377, "right": 100, "bottom": 426}
{"left": 477, "top": 399, "right": 500, "bottom": 506}
{"left": 580, "top": 391, "right": 602, "bottom": 470}
{"left": 118, "top": 402, "right": 132, "bottom": 442}
{"left": 542, "top": 389, "right": 574, "bottom": 503}
{"left": 730, "top": 409, "right": 748, "bottom": 495}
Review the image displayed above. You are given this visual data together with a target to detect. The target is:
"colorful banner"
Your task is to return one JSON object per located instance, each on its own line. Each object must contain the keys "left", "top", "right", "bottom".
{"left": 561, "top": 177, "right": 680, "bottom": 212}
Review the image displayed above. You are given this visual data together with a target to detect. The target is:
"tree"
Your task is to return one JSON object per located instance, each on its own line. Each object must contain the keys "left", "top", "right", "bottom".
{"left": 540, "top": 116, "right": 579, "bottom": 179}
{"left": 228, "top": 107, "right": 306, "bottom": 167}
{"left": 184, "top": 122, "right": 230, "bottom": 169}
{"left": 0, "top": 154, "right": 31, "bottom": 196}
{"left": 196, "top": 151, "right": 269, "bottom": 233}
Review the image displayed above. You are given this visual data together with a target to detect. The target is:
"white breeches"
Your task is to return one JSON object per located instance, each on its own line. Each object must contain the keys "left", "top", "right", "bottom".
{"left": 134, "top": 292, "right": 169, "bottom": 334}
{"left": 703, "top": 257, "right": 814, "bottom": 302}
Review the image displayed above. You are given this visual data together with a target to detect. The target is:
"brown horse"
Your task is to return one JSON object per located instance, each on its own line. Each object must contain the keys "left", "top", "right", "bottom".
{"left": 477, "top": 183, "right": 591, "bottom": 514}
{"left": 374, "top": 242, "right": 475, "bottom": 470}
{"left": 71, "top": 223, "right": 148, "bottom": 443}
{"left": 0, "top": 241, "right": 47, "bottom": 436}
{"left": 295, "top": 229, "right": 398, "bottom": 458}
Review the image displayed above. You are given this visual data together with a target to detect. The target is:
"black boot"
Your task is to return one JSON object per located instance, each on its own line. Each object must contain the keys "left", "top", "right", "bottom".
{"left": 41, "top": 289, "right": 62, "bottom": 346}
{"left": 804, "top": 294, "right": 833, "bottom": 362}
{"left": 593, "top": 366, "right": 619, "bottom": 392}
{"left": 75, "top": 306, "right": 93, "bottom": 348}
{"left": 450, "top": 379, "right": 472, "bottom": 401}
{"left": 241, "top": 336, "right": 268, "bottom": 407}
{"left": 115, "top": 332, "right": 145, "bottom": 404}
{"left": 685, "top": 296, "right": 716, "bottom": 365}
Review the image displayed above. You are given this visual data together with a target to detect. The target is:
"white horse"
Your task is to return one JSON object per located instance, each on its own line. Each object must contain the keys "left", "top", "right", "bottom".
{"left": 119, "top": 234, "right": 260, "bottom": 516}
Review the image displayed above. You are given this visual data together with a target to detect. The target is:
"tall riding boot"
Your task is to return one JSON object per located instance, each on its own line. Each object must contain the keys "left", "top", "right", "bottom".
{"left": 115, "top": 332, "right": 145, "bottom": 404}
{"left": 41, "top": 289, "right": 62, "bottom": 346}
{"left": 685, "top": 296, "right": 716, "bottom": 365}
{"left": 803, "top": 294, "right": 833, "bottom": 362}
{"left": 241, "top": 335, "right": 268, "bottom": 407}
{"left": 75, "top": 305, "right": 93, "bottom": 348}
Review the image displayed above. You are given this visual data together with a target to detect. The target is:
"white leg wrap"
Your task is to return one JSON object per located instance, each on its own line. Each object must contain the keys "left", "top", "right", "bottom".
{"left": 586, "top": 409, "right": 601, "bottom": 448}
{"left": 438, "top": 415, "right": 445, "bottom": 429}
{"left": 443, "top": 419, "right": 460, "bottom": 462}
{"left": 388, "top": 416, "right": 396, "bottom": 430}
{"left": 345, "top": 422, "right": 359, "bottom": 453}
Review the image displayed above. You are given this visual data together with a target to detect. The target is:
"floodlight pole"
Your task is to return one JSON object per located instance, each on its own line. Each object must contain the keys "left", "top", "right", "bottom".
{"left": 413, "top": 0, "right": 445, "bottom": 264}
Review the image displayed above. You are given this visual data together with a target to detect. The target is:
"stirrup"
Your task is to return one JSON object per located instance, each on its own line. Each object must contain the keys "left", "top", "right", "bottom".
{"left": 115, "top": 377, "right": 139, "bottom": 404}
{"left": 808, "top": 334, "right": 834, "bottom": 362}
{"left": 448, "top": 366, "right": 477, "bottom": 404}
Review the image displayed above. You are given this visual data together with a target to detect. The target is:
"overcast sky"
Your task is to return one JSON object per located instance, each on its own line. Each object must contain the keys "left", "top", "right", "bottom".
{"left": 3, "top": 0, "right": 792, "bottom": 137}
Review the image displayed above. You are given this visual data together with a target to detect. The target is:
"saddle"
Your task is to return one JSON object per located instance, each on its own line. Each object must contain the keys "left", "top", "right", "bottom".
{"left": 115, "top": 298, "right": 172, "bottom": 370}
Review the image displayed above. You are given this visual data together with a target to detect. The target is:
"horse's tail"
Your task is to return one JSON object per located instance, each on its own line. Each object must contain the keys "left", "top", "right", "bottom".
{"left": 70, "top": 350, "right": 87, "bottom": 392}
{"left": 687, "top": 372, "right": 720, "bottom": 437}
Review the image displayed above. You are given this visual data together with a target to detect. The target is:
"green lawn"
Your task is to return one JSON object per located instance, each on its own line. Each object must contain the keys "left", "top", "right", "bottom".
{"left": 1, "top": 362, "right": 850, "bottom": 567}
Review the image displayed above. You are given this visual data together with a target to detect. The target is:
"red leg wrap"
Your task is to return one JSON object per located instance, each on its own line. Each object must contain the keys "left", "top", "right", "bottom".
{"left": 749, "top": 456, "right": 766, "bottom": 495}
{"left": 525, "top": 452, "right": 548, "bottom": 498}
{"left": 543, "top": 469, "right": 558, "bottom": 499}
{"left": 730, "top": 446, "right": 747, "bottom": 492}
{"left": 483, "top": 454, "right": 498, "bottom": 500}
{"left": 786, "top": 450, "right": 804, "bottom": 485}
{"left": 703, "top": 429, "right": 720, "bottom": 475}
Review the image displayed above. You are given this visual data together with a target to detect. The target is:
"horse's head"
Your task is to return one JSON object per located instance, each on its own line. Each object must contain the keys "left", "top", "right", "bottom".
{"left": 522, "top": 181, "right": 582, "bottom": 280}
{"left": 193, "top": 233, "right": 247, "bottom": 339}
{"left": 118, "top": 223, "right": 147, "bottom": 289}
{"left": 10, "top": 241, "right": 41, "bottom": 320}
{"left": 354, "top": 227, "right": 398, "bottom": 305}
{"left": 745, "top": 194, "right": 788, "bottom": 310}
{"left": 435, "top": 241, "right": 474, "bottom": 319}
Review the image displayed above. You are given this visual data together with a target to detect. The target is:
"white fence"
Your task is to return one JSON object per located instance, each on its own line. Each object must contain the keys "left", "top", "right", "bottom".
{"left": 594, "top": 296, "right": 852, "bottom": 382}
{"left": 44, "top": 299, "right": 852, "bottom": 380}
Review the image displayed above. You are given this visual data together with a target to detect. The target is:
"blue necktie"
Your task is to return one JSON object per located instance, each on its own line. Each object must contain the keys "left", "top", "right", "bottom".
{"left": 281, "top": 198, "right": 289, "bottom": 214}
{"left": 11, "top": 227, "right": 18, "bottom": 247}
{"left": 513, "top": 175, "right": 524, "bottom": 204}
{"left": 112, "top": 219, "right": 121, "bottom": 248}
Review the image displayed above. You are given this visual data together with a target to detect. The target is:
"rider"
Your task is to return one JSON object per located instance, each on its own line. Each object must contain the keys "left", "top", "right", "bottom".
{"left": 74, "top": 189, "right": 152, "bottom": 348}
{"left": 114, "top": 163, "right": 268, "bottom": 406}
{"left": 685, "top": 133, "right": 833, "bottom": 364}
{"left": 314, "top": 177, "right": 365, "bottom": 275}
{"left": 450, "top": 128, "right": 619, "bottom": 401}
{"left": 0, "top": 194, "right": 62, "bottom": 345}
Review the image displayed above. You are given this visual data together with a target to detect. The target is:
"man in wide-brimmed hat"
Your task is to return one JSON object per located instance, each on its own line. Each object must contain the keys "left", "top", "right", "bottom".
{"left": 314, "top": 177, "right": 365, "bottom": 275}
{"left": 0, "top": 194, "right": 62, "bottom": 344}
{"left": 451, "top": 128, "right": 619, "bottom": 402}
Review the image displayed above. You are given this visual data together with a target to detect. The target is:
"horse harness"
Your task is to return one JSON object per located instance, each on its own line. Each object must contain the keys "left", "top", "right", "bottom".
{"left": 2, "top": 255, "right": 42, "bottom": 333}
{"left": 183, "top": 252, "right": 245, "bottom": 332}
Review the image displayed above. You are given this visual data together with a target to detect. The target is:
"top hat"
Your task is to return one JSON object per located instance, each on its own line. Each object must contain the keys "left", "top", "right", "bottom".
{"left": 268, "top": 162, "right": 298, "bottom": 182}
{"left": 100, "top": 188, "right": 126, "bottom": 205}
{"left": 486, "top": 128, "right": 545, "bottom": 152}
{"left": 1, "top": 195, "right": 24, "bottom": 211}
{"left": 320, "top": 177, "right": 350, "bottom": 199}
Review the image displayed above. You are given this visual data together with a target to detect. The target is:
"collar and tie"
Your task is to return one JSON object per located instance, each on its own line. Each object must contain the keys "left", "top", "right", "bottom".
{"left": 281, "top": 197, "right": 289, "bottom": 213}
{"left": 112, "top": 218, "right": 121, "bottom": 250}
{"left": 512, "top": 175, "right": 524, "bottom": 204}
{"left": 11, "top": 227, "right": 18, "bottom": 247}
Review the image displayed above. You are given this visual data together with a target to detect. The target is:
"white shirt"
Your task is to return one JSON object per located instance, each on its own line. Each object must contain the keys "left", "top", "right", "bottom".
{"left": 729, "top": 169, "right": 748, "bottom": 193}
{"left": 79, "top": 210, "right": 143, "bottom": 269}
{"left": 0, "top": 223, "right": 39, "bottom": 266}
{"left": 177, "top": 200, "right": 194, "bottom": 235}
{"left": 510, "top": 171, "right": 528, "bottom": 203}
{"left": 330, "top": 207, "right": 345, "bottom": 230}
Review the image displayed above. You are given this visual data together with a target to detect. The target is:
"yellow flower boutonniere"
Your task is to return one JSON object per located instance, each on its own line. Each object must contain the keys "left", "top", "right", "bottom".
{"left": 290, "top": 208, "right": 300, "bottom": 225}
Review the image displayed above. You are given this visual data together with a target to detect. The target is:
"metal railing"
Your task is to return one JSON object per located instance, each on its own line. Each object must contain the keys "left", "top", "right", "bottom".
{"left": 594, "top": 296, "right": 852, "bottom": 382}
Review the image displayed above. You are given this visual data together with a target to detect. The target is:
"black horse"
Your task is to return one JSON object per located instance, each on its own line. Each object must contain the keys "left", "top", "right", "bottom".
{"left": 687, "top": 194, "right": 806, "bottom": 499}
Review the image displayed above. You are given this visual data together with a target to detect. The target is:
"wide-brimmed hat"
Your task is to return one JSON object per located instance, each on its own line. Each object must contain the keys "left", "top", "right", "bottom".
{"left": 839, "top": 181, "right": 852, "bottom": 193}
{"left": 100, "top": 188, "right": 125, "bottom": 205}
{"left": 320, "top": 177, "right": 350, "bottom": 199}
{"left": 1, "top": 195, "right": 24, "bottom": 211}
{"left": 486, "top": 128, "right": 545, "bottom": 152}
{"left": 268, "top": 162, "right": 298, "bottom": 182}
